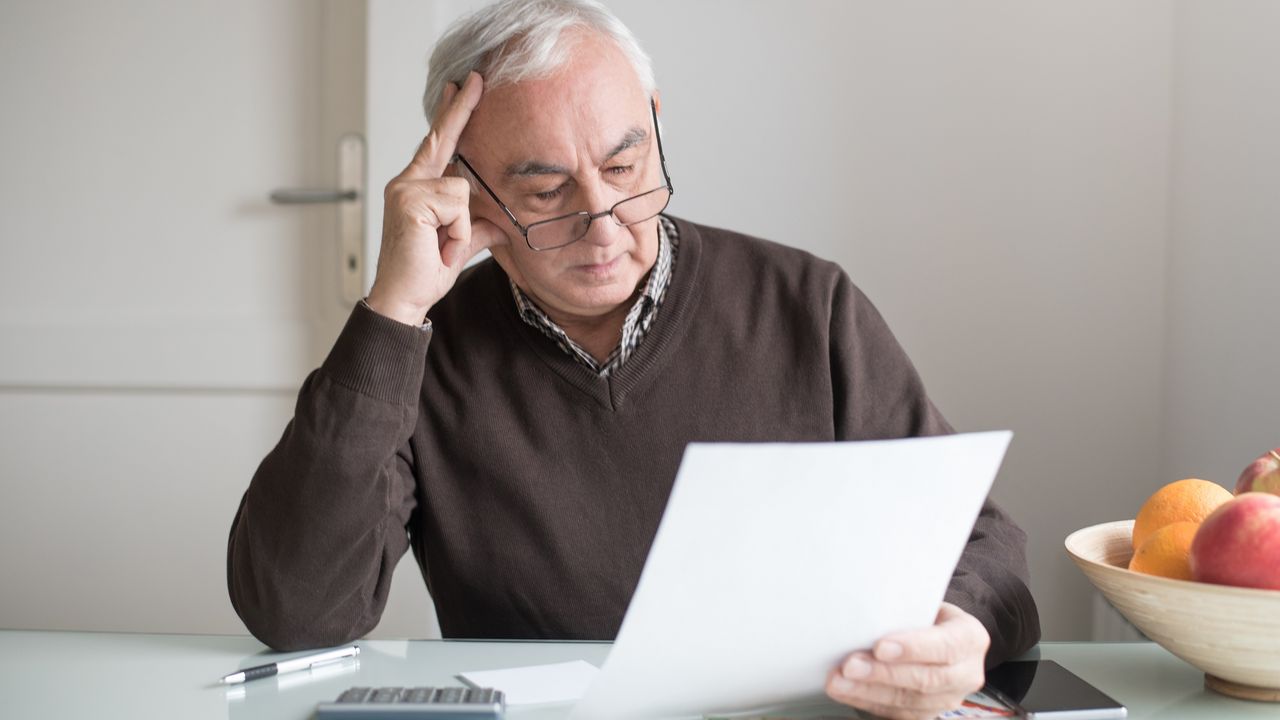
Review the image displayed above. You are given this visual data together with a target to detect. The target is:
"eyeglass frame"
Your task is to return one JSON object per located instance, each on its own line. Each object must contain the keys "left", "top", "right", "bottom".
{"left": 451, "top": 98, "right": 674, "bottom": 252}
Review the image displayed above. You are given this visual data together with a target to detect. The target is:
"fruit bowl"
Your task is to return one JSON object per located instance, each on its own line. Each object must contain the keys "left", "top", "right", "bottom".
{"left": 1065, "top": 520, "right": 1280, "bottom": 701}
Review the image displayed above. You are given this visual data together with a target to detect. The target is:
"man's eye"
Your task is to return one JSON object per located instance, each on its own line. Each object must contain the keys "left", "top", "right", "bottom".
{"left": 606, "top": 165, "right": 634, "bottom": 176}
{"left": 534, "top": 187, "right": 564, "bottom": 201}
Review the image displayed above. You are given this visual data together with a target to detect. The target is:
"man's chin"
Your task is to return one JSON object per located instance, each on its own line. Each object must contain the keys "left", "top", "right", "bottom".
{"left": 563, "top": 287, "right": 636, "bottom": 315}
{"left": 560, "top": 262, "right": 643, "bottom": 297}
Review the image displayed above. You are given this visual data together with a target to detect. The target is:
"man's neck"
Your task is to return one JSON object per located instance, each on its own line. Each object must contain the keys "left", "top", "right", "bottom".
{"left": 544, "top": 296, "right": 634, "bottom": 364}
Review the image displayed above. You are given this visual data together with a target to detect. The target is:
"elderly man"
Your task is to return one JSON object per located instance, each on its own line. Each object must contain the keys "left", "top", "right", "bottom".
{"left": 227, "top": 1, "right": 1040, "bottom": 717}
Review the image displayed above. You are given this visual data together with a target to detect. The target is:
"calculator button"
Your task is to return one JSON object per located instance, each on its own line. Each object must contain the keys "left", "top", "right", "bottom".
{"left": 336, "top": 687, "right": 372, "bottom": 703}
{"left": 436, "top": 687, "right": 463, "bottom": 703}
{"left": 404, "top": 687, "right": 433, "bottom": 703}
{"left": 370, "top": 687, "right": 402, "bottom": 702}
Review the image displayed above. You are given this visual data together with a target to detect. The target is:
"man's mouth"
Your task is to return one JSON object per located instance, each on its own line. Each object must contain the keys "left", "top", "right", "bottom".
{"left": 572, "top": 254, "right": 623, "bottom": 277}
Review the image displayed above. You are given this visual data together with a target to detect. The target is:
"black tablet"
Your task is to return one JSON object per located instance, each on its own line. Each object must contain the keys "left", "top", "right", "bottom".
{"left": 983, "top": 660, "right": 1127, "bottom": 719}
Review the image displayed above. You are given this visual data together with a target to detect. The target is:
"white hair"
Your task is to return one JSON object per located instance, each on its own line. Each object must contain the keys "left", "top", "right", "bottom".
{"left": 422, "top": 0, "right": 656, "bottom": 121}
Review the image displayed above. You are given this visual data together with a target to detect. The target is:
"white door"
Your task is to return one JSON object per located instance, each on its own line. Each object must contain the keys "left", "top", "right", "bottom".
{"left": 0, "top": 0, "right": 435, "bottom": 638}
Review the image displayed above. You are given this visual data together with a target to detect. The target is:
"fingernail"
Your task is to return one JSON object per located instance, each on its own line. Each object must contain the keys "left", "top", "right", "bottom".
{"left": 876, "top": 641, "right": 903, "bottom": 661}
{"left": 843, "top": 656, "right": 871, "bottom": 678}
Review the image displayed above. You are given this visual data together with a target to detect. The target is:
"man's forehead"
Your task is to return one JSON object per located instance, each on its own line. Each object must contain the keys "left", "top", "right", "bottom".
{"left": 462, "top": 42, "right": 652, "bottom": 176}
{"left": 503, "top": 126, "right": 648, "bottom": 178}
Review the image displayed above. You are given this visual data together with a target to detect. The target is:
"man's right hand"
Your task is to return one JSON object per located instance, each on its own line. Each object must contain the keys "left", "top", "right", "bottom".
{"left": 366, "top": 71, "right": 506, "bottom": 325}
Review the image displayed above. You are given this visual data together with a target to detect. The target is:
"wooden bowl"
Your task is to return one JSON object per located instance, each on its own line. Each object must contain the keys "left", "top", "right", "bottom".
{"left": 1065, "top": 520, "right": 1280, "bottom": 701}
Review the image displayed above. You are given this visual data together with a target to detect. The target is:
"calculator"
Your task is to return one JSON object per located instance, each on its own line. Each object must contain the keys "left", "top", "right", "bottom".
{"left": 315, "top": 686, "right": 505, "bottom": 718}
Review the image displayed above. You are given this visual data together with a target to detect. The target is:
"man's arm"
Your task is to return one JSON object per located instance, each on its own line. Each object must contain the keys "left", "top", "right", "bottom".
{"left": 228, "top": 72, "right": 506, "bottom": 650}
{"left": 828, "top": 271, "right": 1040, "bottom": 661}
{"left": 823, "top": 271, "right": 1040, "bottom": 717}
{"left": 944, "top": 499, "right": 1041, "bottom": 667}
{"left": 226, "top": 303, "right": 427, "bottom": 651}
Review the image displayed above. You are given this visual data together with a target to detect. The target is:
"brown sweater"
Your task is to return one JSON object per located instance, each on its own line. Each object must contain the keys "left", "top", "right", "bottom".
{"left": 227, "top": 216, "right": 1040, "bottom": 663}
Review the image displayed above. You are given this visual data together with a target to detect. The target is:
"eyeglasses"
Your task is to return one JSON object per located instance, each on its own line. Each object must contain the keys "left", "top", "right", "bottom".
{"left": 453, "top": 98, "right": 674, "bottom": 252}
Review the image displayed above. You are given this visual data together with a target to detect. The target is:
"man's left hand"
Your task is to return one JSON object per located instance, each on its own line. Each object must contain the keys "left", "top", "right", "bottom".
{"left": 825, "top": 602, "right": 990, "bottom": 720}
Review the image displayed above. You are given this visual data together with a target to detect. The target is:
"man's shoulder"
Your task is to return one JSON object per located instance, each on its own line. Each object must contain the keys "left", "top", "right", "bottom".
{"left": 672, "top": 216, "right": 847, "bottom": 293}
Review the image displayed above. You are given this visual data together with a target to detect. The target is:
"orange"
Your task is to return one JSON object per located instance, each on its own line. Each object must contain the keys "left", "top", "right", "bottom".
{"left": 1132, "top": 478, "right": 1232, "bottom": 550}
{"left": 1129, "top": 520, "right": 1199, "bottom": 580}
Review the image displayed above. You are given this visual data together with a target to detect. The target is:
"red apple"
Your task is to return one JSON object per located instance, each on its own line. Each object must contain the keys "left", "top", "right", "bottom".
{"left": 1190, "top": 493, "right": 1280, "bottom": 590}
{"left": 1235, "top": 448, "right": 1280, "bottom": 495}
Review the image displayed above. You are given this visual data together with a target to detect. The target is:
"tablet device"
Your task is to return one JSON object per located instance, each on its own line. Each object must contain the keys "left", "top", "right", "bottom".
{"left": 983, "top": 660, "right": 1127, "bottom": 719}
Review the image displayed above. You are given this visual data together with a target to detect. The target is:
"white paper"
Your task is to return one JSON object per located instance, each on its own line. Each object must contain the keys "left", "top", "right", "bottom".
{"left": 459, "top": 660, "right": 599, "bottom": 705}
{"left": 570, "top": 431, "right": 1013, "bottom": 720}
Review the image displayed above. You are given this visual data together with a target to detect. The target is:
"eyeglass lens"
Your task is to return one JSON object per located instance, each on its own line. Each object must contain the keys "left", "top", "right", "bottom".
{"left": 527, "top": 186, "right": 672, "bottom": 251}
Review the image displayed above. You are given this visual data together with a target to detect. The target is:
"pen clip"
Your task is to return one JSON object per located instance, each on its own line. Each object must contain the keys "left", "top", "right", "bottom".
{"left": 310, "top": 656, "right": 346, "bottom": 671}
{"left": 309, "top": 647, "right": 358, "bottom": 672}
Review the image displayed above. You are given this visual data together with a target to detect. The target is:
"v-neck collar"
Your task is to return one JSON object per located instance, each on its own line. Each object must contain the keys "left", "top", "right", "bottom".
{"left": 496, "top": 215, "right": 704, "bottom": 411}
{"left": 507, "top": 217, "right": 677, "bottom": 377}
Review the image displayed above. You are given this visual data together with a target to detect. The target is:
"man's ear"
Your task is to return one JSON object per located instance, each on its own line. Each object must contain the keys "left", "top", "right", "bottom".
{"left": 653, "top": 90, "right": 661, "bottom": 116}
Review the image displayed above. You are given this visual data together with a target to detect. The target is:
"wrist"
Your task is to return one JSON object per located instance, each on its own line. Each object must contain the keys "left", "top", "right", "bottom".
{"left": 364, "top": 290, "right": 431, "bottom": 326}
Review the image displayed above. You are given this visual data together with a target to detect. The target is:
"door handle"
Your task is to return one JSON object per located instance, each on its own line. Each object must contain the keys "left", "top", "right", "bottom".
{"left": 269, "top": 188, "right": 357, "bottom": 204}
{"left": 269, "top": 134, "right": 365, "bottom": 305}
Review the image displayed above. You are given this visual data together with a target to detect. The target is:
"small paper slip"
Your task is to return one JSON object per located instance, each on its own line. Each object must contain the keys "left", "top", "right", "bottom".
{"left": 459, "top": 660, "right": 599, "bottom": 705}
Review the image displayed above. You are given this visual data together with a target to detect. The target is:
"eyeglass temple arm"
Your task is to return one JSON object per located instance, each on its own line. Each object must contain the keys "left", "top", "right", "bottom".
{"left": 650, "top": 98, "right": 673, "bottom": 194}
{"left": 451, "top": 153, "right": 527, "bottom": 234}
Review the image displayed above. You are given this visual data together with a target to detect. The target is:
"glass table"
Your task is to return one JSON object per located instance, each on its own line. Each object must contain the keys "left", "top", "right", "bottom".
{"left": 1, "top": 630, "right": 1275, "bottom": 718}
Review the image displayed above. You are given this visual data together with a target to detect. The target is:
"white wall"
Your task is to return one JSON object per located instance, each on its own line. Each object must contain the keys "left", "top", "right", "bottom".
{"left": 1162, "top": 1, "right": 1280, "bottom": 490}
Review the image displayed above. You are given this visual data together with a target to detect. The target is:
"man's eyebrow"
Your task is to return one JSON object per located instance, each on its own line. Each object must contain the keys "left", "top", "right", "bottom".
{"left": 604, "top": 127, "right": 648, "bottom": 161}
{"left": 503, "top": 127, "right": 649, "bottom": 179}
{"left": 505, "top": 160, "right": 571, "bottom": 178}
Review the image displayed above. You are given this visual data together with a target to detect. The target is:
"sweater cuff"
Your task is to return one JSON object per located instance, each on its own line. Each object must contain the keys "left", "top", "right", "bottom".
{"left": 944, "top": 584, "right": 999, "bottom": 667}
{"left": 321, "top": 300, "right": 432, "bottom": 405}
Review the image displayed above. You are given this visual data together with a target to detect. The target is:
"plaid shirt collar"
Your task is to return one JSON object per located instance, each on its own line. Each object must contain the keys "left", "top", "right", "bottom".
{"left": 510, "top": 216, "right": 678, "bottom": 378}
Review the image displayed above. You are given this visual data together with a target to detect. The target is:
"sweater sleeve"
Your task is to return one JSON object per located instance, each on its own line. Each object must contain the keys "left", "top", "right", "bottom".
{"left": 829, "top": 272, "right": 1041, "bottom": 667}
{"left": 227, "top": 301, "right": 429, "bottom": 651}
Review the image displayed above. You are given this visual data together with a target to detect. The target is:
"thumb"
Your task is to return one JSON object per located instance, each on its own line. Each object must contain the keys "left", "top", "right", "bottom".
{"left": 470, "top": 216, "right": 509, "bottom": 253}
{"left": 873, "top": 603, "right": 987, "bottom": 665}
{"left": 440, "top": 217, "right": 508, "bottom": 269}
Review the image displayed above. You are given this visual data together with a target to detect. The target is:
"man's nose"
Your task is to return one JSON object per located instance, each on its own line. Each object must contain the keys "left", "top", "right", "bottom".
{"left": 578, "top": 185, "right": 627, "bottom": 247}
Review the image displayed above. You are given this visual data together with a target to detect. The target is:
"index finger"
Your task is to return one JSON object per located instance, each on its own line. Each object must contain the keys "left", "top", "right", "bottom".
{"left": 404, "top": 70, "right": 484, "bottom": 180}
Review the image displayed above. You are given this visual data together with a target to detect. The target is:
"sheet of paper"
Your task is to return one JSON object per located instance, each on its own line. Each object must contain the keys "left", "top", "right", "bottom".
{"left": 459, "top": 660, "right": 598, "bottom": 705}
{"left": 570, "top": 431, "right": 1013, "bottom": 720}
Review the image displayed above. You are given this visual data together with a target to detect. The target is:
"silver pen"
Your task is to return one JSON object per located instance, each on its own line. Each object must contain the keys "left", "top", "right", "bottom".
{"left": 221, "top": 645, "right": 361, "bottom": 684}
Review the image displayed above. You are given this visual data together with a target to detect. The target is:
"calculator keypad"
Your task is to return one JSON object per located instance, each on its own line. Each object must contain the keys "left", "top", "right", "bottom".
{"left": 318, "top": 685, "right": 506, "bottom": 718}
